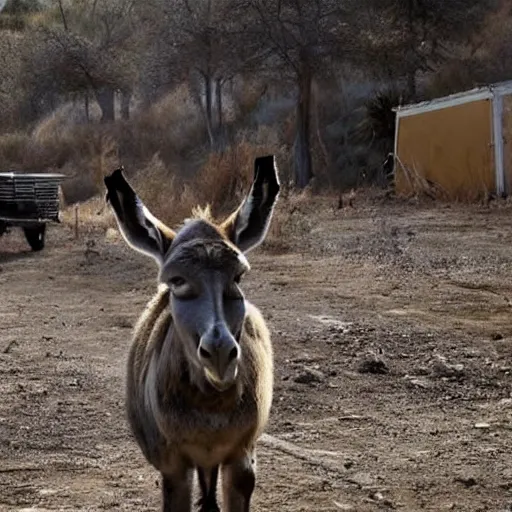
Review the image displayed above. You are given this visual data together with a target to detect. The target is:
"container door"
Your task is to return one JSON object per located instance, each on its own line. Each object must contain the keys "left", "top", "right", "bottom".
{"left": 501, "top": 93, "right": 512, "bottom": 195}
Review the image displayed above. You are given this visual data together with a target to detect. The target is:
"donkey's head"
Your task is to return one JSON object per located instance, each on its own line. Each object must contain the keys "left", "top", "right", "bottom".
{"left": 104, "top": 156, "right": 280, "bottom": 391}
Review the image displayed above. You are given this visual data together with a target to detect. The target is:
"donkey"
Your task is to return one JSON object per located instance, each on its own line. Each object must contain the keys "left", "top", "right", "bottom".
{"left": 104, "top": 155, "right": 280, "bottom": 512}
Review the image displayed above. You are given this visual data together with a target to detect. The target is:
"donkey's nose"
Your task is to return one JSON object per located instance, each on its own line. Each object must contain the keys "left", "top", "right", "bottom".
{"left": 198, "top": 325, "right": 240, "bottom": 383}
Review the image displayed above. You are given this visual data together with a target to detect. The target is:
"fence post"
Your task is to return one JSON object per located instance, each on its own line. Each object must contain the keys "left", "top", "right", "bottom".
{"left": 74, "top": 204, "right": 79, "bottom": 240}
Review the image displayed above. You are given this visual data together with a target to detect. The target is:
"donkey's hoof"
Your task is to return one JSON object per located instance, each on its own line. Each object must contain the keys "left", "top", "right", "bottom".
{"left": 196, "top": 497, "right": 220, "bottom": 512}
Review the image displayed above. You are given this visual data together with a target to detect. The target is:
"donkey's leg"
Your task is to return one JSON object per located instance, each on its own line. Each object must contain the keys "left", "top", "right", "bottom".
{"left": 197, "top": 466, "right": 220, "bottom": 512}
{"left": 221, "top": 452, "right": 256, "bottom": 512}
{"left": 161, "top": 467, "right": 193, "bottom": 512}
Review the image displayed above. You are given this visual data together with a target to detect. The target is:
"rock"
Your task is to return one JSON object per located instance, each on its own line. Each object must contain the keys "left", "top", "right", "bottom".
{"left": 294, "top": 367, "right": 325, "bottom": 384}
{"left": 454, "top": 476, "right": 477, "bottom": 488}
{"left": 474, "top": 422, "right": 491, "bottom": 429}
{"left": 404, "top": 376, "right": 431, "bottom": 389}
{"left": 431, "top": 355, "right": 464, "bottom": 378}
{"left": 357, "top": 356, "right": 389, "bottom": 375}
{"left": 105, "top": 227, "right": 120, "bottom": 242}
{"left": 369, "top": 491, "right": 394, "bottom": 507}
{"left": 412, "top": 365, "right": 430, "bottom": 376}
{"left": 3, "top": 340, "right": 18, "bottom": 354}
{"left": 348, "top": 471, "right": 376, "bottom": 487}
{"left": 333, "top": 502, "right": 355, "bottom": 511}
{"left": 371, "top": 491, "right": 385, "bottom": 501}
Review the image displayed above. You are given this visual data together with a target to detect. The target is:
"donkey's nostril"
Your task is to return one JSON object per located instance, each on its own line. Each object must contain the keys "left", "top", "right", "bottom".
{"left": 228, "top": 346, "right": 238, "bottom": 361}
{"left": 199, "top": 347, "right": 212, "bottom": 359}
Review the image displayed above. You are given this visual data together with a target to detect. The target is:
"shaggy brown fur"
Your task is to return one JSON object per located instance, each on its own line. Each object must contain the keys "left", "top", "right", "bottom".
{"left": 128, "top": 276, "right": 273, "bottom": 471}
{"left": 126, "top": 226, "right": 273, "bottom": 512}
{"left": 104, "top": 156, "right": 279, "bottom": 512}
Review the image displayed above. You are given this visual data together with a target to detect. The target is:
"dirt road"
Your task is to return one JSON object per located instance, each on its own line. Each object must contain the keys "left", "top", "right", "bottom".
{"left": 1, "top": 197, "right": 512, "bottom": 511}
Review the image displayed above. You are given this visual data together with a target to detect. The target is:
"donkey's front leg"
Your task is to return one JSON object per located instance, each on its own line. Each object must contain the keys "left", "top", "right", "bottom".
{"left": 161, "top": 468, "right": 193, "bottom": 512}
{"left": 221, "top": 452, "right": 256, "bottom": 512}
{"left": 197, "top": 466, "right": 220, "bottom": 512}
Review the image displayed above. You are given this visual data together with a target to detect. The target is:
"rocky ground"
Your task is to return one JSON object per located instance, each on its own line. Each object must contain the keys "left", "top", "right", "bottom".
{"left": 1, "top": 194, "right": 512, "bottom": 511}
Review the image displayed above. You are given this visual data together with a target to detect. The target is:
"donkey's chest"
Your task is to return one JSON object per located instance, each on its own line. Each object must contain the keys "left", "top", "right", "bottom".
{"left": 176, "top": 397, "right": 256, "bottom": 437}
{"left": 178, "top": 394, "right": 257, "bottom": 454}
{"left": 171, "top": 407, "right": 255, "bottom": 467}
{"left": 186, "top": 422, "right": 252, "bottom": 464}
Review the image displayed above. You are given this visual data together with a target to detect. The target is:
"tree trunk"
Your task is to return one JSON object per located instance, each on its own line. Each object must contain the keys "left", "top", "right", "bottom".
{"left": 121, "top": 90, "right": 131, "bottom": 120}
{"left": 84, "top": 92, "right": 90, "bottom": 122}
{"left": 406, "top": 69, "right": 416, "bottom": 98}
{"left": 311, "top": 78, "right": 329, "bottom": 168}
{"left": 204, "top": 73, "right": 215, "bottom": 147}
{"left": 293, "top": 63, "right": 313, "bottom": 189}
{"left": 215, "top": 78, "right": 227, "bottom": 151}
{"left": 405, "top": 0, "right": 417, "bottom": 99}
{"left": 216, "top": 78, "right": 223, "bottom": 130}
{"left": 95, "top": 87, "right": 115, "bottom": 123}
{"left": 188, "top": 76, "right": 214, "bottom": 148}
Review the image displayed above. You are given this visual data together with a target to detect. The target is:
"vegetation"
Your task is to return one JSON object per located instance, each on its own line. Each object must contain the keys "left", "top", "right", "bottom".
{"left": 0, "top": 0, "right": 509, "bottom": 209}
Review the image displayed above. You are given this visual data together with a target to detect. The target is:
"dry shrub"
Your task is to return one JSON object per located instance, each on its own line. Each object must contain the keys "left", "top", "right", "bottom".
{"left": 63, "top": 140, "right": 277, "bottom": 235}
{"left": 0, "top": 86, "right": 204, "bottom": 192}
{"left": 395, "top": 156, "right": 493, "bottom": 203}
{"left": 263, "top": 190, "right": 314, "bottom": 253}
{"left": 132, "top": 155, "right": 196, "bottom": 227}
{"left": 0, "top": 103, "right": 121, "bottom": 203}
{"left": 233, "top": 80, "right": 268, "bottom": 119}
{"left": 124, "top": 85, "right": 205, "bottom": 166}
{"left": 193, "top": 140, "right": 260, "bottom": 214}
{"left": 61, "top": 195, "right": 115, "bottom": 235}
{"left": 63, "top": 140, "right": 302, "bottom": 256}
{"left": 132, "top": 140, "right": 275, "bottom": 229}
{"left": 0, "top": 132, "right": 31, "bottom": 168}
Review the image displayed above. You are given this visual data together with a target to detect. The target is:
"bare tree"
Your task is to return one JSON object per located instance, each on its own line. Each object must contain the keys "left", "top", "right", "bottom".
{"left": 24, "top": 0, "right": 140, "bottom": 122}
{"left": 143, "top": 0, "right": 267, "bottom": 148}
{"left": 246, "top": 0, "right": 360, "bottom": 188}
{"left": 365, "top": 0, "right": 497, "bottom": 97}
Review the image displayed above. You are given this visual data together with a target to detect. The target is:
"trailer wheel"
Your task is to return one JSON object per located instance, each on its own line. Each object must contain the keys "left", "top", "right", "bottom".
{"left": 23, "top": 225, "right": 46, "bottom": 251}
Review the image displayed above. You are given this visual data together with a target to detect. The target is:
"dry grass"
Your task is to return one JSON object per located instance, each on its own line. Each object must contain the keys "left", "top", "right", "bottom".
{"left": 60, "top": 196, "right": 115, "bottom": 236}
{"left": 0, "top": 87, "right": 205, "bottom": 204}
{"left": 63, "top": 139, "right": 283, "bottom": 236}
{"left": 133, "top": 140, "right": 276, "bottom": 228}
{"left": 1, "top": 82, "right": 301, "bottom": 249}
{"left": 121, "top": 85, "right": 205, "bottom": 167}
{"left": 395, "top": 155, "right": 494, "bottom": 204}
{"left": 0, "top": 132, "right": 31, "bottom": 169}
{"left": 263, "top": 188, "right": 318, "bottom": 253}
{"left": 0, "top": 105, "right": 120, "bottom": 205}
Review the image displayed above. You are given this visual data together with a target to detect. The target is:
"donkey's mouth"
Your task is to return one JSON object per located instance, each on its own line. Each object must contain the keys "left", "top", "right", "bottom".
{"left": 204, "top": 367, "right": 237, "bottom": 392}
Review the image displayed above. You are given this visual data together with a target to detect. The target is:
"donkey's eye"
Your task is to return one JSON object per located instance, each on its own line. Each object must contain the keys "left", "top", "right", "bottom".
{"left": 170, "top": 276, "right": 186, "bottom": 287}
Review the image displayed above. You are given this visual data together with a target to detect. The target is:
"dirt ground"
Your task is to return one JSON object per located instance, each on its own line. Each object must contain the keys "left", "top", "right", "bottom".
{"left": 1, "top": 194, "right": 512, "bottom": 512}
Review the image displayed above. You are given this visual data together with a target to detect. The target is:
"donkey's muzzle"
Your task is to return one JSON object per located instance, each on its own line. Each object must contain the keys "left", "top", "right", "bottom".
{"left": 198, "top": 324, "right": 240, "bottom": 390}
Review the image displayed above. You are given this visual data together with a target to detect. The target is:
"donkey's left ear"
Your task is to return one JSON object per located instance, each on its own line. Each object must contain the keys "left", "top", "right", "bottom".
{"left": 104, "top": 167, "right": 175, "bottom": 265}
{"left": 221, "top": 155, "right": 280, "bottom": 253}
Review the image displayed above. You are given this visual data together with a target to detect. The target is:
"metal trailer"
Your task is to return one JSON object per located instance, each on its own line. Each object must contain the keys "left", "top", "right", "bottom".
{"left": 0, "top": 172, "right": 66, "bottom": 251}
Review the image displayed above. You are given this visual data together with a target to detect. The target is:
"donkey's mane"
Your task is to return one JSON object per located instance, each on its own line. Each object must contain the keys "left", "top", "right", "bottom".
{"left": 190, "top": 204, "right": 215, "bottom": 223}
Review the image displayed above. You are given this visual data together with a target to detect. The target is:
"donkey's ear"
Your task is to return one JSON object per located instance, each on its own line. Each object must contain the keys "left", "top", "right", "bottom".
{"left": 222, "top": 155, "right": 280, "bottom": 253}
{"left": 104, "top": 167, "right": 175, "bottom": 264}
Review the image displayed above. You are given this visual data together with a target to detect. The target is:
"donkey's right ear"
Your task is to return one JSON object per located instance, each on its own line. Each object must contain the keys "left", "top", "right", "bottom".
{"left": 104, "top": 168, "right": 175, "bottom": 265}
